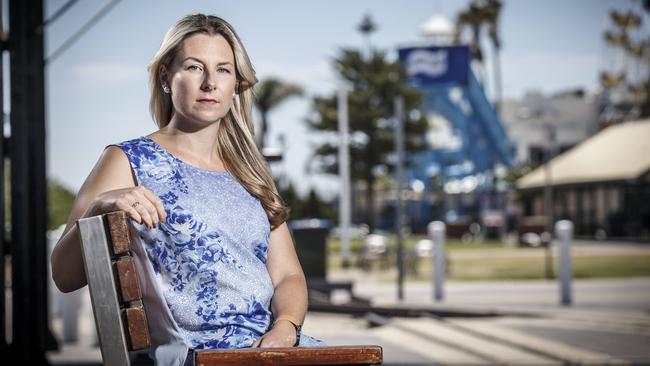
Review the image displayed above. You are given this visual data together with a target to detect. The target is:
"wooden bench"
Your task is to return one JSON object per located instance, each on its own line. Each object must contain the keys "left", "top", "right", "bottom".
{"left": 77, "top": 211, "right": 383, "bottom": 366}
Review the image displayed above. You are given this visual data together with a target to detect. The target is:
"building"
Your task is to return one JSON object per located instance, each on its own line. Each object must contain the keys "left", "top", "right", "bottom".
{"left": 516, "top": 119, "right": 650, "bottom": 240}
{"left": 501, "top": 89, "right": 600, "bottom": 164}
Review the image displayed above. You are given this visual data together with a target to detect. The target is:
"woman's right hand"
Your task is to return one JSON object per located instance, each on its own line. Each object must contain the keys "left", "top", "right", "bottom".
{"left": 88, "top": 186, "right": 167, "bottom": 229}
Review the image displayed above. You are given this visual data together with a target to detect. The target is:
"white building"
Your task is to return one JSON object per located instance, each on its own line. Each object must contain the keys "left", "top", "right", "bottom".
{"left": 500, "top": 89, "right": 600, "bottom": 164}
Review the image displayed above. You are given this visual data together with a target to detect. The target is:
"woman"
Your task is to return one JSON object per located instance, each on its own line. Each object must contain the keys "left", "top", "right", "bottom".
{"left": 50, "top": 13, "right": 324, "bottom": 365}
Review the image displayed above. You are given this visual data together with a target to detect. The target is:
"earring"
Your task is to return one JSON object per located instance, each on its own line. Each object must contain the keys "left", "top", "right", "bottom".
{"left": 162, "top": 84, "right": 171, "bottom": 93}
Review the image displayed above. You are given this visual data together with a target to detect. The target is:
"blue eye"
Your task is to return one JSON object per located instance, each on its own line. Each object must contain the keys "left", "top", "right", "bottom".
{"left": 187, "top": 65, "right": 203, "bottom": 72}
{"left": 217, "top": 67, "right": 231, "bottom": 74}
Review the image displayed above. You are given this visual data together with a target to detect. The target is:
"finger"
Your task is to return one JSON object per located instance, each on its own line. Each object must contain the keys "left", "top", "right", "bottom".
{"left": 140, "top": 187, "right": 167, "bottom": 222}
{"left": 251, "top": 338, "right": 261, "bottom": 348}
{"left": 260, "top": 337, "right": 280, "bottom": 348}
{"left": 125, "top": 193, "right": 154, "bottom": 228}
{"left": 133, "top": 190, "right": 160, "bottom": 227}
{"left": 115, "top": 197, "right": 143, "bottom": 224}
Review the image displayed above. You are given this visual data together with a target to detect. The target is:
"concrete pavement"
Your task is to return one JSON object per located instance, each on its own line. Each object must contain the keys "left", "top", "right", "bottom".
{"left": 303, "top": 269, "right": 650, "bottom": 365}
{"left": 46, "top": 274, "right": 650, "bottom": 365}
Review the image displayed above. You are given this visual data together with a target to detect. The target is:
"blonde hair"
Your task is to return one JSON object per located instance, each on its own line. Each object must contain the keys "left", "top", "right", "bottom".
{"left": 148, "top": 14, "right": 288, "bottom": 228}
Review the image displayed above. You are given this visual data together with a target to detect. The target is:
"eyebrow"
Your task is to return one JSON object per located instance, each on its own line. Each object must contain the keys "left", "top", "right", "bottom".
{"left": 181, "top": 57, "right": 233, "bottom": 66}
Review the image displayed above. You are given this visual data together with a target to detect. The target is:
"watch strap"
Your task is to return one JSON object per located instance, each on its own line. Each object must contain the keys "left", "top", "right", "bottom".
{"left": 273, "top": 316, "right": 302, "bottom": 347}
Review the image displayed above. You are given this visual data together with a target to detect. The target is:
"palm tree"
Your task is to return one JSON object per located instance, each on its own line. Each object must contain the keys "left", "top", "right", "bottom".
{"left": 358, "top": 13, "right": 378, "bottom": 57}
{"left": 484, "top": 0, "right": 503, "bottom": 115}
{"left": 254, "top": 78, "right": 303, "bottom": 149}
{"left": 600, "top": 7, "right": 649, "bottom": 123}
{"left": 455, "top": 1, "right": 486, "bottom": 62}
{"left": 455, "top": 0, "right": 503, "bottom": 114}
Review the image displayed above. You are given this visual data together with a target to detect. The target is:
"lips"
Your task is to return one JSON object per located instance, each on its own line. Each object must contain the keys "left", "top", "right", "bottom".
{"left": 197, "top": 98, "right": 218, "bottom": 104}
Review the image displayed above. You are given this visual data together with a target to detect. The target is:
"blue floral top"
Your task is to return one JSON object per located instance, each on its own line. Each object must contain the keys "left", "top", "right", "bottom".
{"left": 112, "top": 136, "right": 323, "bottom": 356}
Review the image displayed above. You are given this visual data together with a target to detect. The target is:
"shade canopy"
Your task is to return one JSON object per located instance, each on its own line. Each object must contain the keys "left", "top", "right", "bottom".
{"left": 517, "top": 119, "right": 650, "bottom": 189}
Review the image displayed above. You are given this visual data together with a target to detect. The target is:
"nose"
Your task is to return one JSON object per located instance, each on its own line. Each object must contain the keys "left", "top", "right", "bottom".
{"left": 201, "top": 71, "right": 216, "bottom": 92}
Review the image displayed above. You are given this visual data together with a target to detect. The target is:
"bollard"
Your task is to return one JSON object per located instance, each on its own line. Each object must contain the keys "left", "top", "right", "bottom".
{"left": 428, "top": 221, "right": 446, "bottom": 302}
{"left": 555, "top": 220, "right": 573, "bottom": 306}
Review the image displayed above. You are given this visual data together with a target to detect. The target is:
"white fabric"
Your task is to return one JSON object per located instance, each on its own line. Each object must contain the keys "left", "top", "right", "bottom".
{"left": 129, "top": 225, "right": 190, "bottom": 366}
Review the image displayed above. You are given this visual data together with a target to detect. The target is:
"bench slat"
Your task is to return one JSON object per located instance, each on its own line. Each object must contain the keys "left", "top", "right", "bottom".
{"left": 107, "top": 211, "right": 132, "bottom": 255}
{"left": 114, "top": 256, "right": 142, "bottom": 302}
{"left": 122, "top": 306, "right": 151, "bottom": 350}
{"left": 105, "top": 211, "right": 151, "bottom": 351}
{"left": 195, "top": 345, "right": 383, "bottom": 366}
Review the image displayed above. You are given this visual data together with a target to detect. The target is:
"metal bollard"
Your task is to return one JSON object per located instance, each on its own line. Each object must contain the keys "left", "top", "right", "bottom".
{"left": 555, "top": 220, "right": 573, "bottom": 306}
{"left": 428, "top": 221, "right": 446, "bottom": 302}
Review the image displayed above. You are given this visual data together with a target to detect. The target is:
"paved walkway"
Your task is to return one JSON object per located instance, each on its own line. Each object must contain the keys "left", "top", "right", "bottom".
{"left": 47, "top": 273, "right": 650, "bottom": 365}
{"left": 303, "top": 269, "right": 650, "bottom": 365}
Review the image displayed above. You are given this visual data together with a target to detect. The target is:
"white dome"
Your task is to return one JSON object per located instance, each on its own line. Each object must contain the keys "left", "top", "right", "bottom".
{"left": 420, "top": 14, "right": 455, "bottom": 38}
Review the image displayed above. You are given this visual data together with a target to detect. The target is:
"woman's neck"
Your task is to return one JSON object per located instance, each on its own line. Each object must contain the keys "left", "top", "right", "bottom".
{"left": 152, "top": 118, "right": 227, "bottom": 171}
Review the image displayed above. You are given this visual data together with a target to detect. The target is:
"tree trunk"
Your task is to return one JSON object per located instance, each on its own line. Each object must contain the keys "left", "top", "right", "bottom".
{"left": 493, "top": 46, "right": 502, "bottom": 116}
{"left": 260, "top": 112, "right": 268, "bottom": 149}
{"left": 365, "top": 172, "right": 376, "bottom": 231}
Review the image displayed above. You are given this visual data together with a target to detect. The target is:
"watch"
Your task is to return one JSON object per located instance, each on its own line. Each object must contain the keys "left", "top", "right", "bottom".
{"left": 291, "top": 321, "right": 302, "bottom": 347}
{"left": 276, "top": 318, "right": 301, "bottom": 346}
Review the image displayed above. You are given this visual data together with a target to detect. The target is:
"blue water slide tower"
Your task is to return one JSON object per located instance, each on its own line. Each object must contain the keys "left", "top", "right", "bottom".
{"left": 397, "top": 18, "right": 514, "bottom": 224}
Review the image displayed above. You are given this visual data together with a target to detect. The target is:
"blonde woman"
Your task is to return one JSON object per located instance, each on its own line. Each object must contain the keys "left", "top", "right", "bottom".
{"left": 51, "top": 14, "right": 324, "bottom": 365}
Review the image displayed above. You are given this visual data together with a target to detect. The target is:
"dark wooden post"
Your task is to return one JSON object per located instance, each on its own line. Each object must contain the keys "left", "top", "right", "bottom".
{"left": 0, "top": 0, "right": 5, "bottom": 355}
{"left": 8, "top": 0, "right": 53, "bottom": 363}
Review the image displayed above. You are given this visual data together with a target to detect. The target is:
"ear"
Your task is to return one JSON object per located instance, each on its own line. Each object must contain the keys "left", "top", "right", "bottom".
{"left": 159, "top": 64, "right": 169, "bottom": 86}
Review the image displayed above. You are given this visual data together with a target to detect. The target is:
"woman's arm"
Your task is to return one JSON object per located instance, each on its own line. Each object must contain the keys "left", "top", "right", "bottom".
{"left": 252, "top": 222, "right": 307, "bottom": 347}
{"left": 50, "top": 146, "right": 165, "bottom": 293}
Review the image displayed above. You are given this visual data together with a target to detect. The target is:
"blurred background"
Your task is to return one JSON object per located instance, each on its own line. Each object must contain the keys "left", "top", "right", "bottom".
{"left": 3, "top": 0, "right": 650, "bottom": 364}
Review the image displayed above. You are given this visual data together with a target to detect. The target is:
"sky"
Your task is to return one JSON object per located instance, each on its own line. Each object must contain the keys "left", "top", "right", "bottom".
{"left": 43, "top": 0, "right": 634, "bottom": 198}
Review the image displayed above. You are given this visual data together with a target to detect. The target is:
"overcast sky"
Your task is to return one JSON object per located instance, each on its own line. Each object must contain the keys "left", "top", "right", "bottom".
{"left": 43, "top": 0, "right": 634, "bottom": 198}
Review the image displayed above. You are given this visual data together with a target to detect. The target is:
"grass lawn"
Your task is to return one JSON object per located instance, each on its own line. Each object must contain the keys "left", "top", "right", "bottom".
{"left": 325, "top": 235, "right": 650, "bottom": 281}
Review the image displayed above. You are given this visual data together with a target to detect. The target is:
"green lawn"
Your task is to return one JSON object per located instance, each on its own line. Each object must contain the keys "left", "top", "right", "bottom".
{"left": 326, "top": 235, "right": 650, "bottom": 281}
{"left": 327, "top": 236, "right": 505, "bottom": 254}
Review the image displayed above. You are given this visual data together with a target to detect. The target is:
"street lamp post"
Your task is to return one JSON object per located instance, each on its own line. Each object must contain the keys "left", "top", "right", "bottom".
{"left": 338, "top": 86, "right": 352, "bottom": 268}
{"left": 543, "top": 122, "right": 556, "bottom": 279}
{"left": 394, "top": 96, "right": 406, "bottom": 301}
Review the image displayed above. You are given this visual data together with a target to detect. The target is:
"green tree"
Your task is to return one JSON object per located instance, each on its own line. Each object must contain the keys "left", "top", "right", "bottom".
{"left": 455, "top": 1, "right": 487, "bottom": 62}
{"left": 306, "top": 48, "right": 428, "bottom": 229}
{"left": 600, "top": 5, "right": 650, "bottom": 123}
{"left": 275, "top": 175, "right": 337, "bottom": 221}
{"left": 255, "top": 78, "right": 303, "bottom": 148}
{"left": 48, "top": 179, "right": 76, "bottom": 230}
{"left": 4, "top": 162, "right": 76, "bottom": 231}
{"left": 455, "top": 0, "right": 504, "bottom": 113}
{"left": 275, "top": 174, "right": 303, "bottom": 220}
{"left": 301, "top": 188, "right": 337, "bottom": 221}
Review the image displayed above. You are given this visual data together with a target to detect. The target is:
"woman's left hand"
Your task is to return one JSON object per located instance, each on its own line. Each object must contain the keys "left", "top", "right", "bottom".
{"left": 251, "top": 320, "right": 296, "bottom": 348}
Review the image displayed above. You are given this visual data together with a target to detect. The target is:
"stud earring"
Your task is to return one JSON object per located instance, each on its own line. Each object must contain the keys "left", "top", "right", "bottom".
{"left": 162, "top": 84, "right": 171, "bottom": 93}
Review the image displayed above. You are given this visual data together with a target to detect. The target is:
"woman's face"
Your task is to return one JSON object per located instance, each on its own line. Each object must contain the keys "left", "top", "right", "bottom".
{"left": 164, "top": 33, "right": 237, "bottom": 127}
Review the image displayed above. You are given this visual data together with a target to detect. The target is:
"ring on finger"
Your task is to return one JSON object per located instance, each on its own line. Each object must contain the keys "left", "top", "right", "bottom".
{"left": 131, "top": 201, "right": 141, "bottom": 209}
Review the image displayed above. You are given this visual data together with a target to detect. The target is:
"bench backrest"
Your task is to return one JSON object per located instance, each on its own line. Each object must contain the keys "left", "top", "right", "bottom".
{"left": 77, "top": 211, "right": 382, "bottom": 366}
{"left": 77, "top": 211, "right": 150, "bottom": 366}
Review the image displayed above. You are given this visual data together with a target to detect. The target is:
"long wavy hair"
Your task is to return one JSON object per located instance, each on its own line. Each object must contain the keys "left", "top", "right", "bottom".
{"left": 148, "top": 14, "right": 288, "bottom": 229}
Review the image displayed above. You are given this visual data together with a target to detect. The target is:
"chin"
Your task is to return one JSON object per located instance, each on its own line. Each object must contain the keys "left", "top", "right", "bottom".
{"left": 191, "top": 113, "right": 227, "bottom": 125}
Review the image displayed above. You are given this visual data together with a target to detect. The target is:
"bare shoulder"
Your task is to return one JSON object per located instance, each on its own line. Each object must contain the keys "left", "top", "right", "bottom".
{"left": 88, "top": 145, "right": 135, "bottom": 188}
{"left": 84, "top": 144, "right": 135, "bottom": 191}
{"left": 60, "top": 146, "right": 135, "bottom": 234}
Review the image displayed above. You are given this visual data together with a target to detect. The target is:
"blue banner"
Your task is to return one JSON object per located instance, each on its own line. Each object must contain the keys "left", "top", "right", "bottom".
{"left": 398, "top": 45, "right": 470, "bottom": 86}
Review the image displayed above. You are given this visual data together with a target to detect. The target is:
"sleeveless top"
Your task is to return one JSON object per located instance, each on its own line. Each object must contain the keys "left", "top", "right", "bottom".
{"left": 111, "top": 136, "right": 324, "bottom": 365}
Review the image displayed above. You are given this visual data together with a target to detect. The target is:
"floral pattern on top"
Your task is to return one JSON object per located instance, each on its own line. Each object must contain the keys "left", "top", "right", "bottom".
{"left": 113, "top": 136, "right": 325, "bottom": 350}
